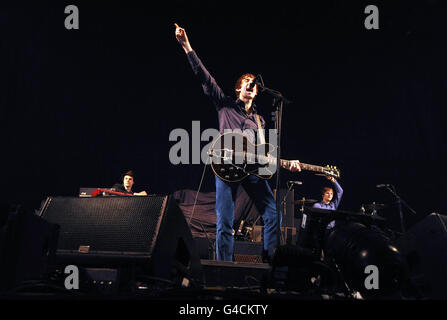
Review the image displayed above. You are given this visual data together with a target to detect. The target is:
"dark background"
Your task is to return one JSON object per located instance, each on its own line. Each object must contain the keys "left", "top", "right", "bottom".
{"left": 0, "top": 0, "right": 445, "bottom": 232}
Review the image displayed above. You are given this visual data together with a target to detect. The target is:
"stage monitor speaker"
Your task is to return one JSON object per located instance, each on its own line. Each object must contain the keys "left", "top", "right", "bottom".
{"left": 0, "top": 206, "right": 59, "bottom": 291}
{"left": 395, "top": 213, "right": 447, "bottom": 299}
{"left": 39, "top": 195, "right": 202, "bottom": 285}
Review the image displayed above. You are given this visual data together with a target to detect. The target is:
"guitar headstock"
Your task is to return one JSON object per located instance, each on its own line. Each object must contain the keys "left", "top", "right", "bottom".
{"left": 324, "top": 165, "right": 341, "bottom": 179}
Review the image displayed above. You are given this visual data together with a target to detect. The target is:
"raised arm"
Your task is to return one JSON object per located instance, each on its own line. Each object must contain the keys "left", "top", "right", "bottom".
{"left": 174, "top": 23, "right": 227, "bottom": 107}
{"left": 329, "top": 177, "right": 343, "bottom": 209}
{"left": 174, "top": 23, "right": 192, "bottom": 54}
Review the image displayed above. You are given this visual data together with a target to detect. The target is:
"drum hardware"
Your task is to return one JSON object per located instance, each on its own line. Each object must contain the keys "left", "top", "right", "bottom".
{"left": 285, "top": 205, "right": 396, "bottom": 297}
{"left": 295, "top": 198, "right": 317, "bottom": 225}
{"left": 295, "top": 206, "right": 387, "bottom": 255}
{"left": 361, "top": 202, "right": 387, "bottom": 216}
{"left": 295, "top": 198, "right": 318, "bottom": 206}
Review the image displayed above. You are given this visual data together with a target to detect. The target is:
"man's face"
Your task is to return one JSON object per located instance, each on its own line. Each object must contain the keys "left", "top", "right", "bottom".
{"left": 323, "top": 188, "right": 334, "bottom": 204}
{"left": 123, "top": 175, "right": 134, "bottom": 191}
{"left": 238, "top": 77, "right": 258, "bottom": 100}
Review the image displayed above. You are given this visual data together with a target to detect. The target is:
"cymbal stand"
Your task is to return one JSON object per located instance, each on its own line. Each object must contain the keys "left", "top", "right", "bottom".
{"left": 384, "top": 185, "right": 417, "bottom": 233}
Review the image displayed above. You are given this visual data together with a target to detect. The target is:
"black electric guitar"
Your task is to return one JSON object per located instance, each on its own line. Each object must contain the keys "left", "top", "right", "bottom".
{"left": 208, "top": 132, "right": 340, "bottom": 183}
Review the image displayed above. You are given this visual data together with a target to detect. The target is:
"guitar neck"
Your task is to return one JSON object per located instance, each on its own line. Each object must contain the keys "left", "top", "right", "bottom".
{"left": 280, "top": 160, "right": 327, "bottom": 173}
{"left": 234, "top": 152, "right": 336, "bottom": 176}
{"left": 242, "top": 154, "right": 327, "bottom": 173}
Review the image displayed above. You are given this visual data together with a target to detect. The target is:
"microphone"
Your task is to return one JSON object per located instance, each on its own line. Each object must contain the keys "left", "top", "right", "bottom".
{"left": 376, "top": 184, "right": 391, "bottom": 188}
{"left": 248, "top": 74, "right": 263, "bottom": 90}
{"left": 288, "top": 180, "right": 303, "bottom": 185}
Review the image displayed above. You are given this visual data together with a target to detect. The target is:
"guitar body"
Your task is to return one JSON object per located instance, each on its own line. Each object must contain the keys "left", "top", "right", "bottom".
{"left": 209, "top": 132, "right": 275, "bottom": 183}
{"left": 208, "top": 132, "right": 341, "bottom": 183}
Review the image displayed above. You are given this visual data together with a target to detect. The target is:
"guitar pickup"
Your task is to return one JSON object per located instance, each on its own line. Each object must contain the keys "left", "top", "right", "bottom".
{"left": 211, "top": 149, "right": 233, "bottom": 162}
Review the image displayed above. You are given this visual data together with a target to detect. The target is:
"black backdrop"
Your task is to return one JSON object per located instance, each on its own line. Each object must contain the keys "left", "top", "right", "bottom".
{"left": 0, "top": 0, "right": 445, "bottom": 232}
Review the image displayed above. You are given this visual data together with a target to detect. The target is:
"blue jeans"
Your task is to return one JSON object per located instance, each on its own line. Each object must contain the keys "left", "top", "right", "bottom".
{"left": 215, "top": 175, "right": 280, "bottom": 261}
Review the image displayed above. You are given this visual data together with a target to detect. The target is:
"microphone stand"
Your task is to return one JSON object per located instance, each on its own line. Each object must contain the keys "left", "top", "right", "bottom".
{"left": 258, "top": 81, "right": 292, "bottom": 248}
{"left": 385, "top": 185, "right": 417, "bottom": 233}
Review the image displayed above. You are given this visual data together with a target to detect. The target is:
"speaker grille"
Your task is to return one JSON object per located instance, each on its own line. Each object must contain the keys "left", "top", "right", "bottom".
{"left": 41, "top": 196, "right": 167, "bottom": 254}
{"left": 234, "top": 254, "right": 263, "bottom": 264}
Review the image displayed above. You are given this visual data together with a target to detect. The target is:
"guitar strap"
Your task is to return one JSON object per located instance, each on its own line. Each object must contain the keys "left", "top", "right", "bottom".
{"left": 255, "top": 114, "right": 266, "bottom": 145}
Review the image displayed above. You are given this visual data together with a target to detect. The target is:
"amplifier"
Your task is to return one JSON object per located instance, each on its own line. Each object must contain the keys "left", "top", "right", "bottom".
{"left": 234, "top": 240, "right": 264, "bottom": 264}
{"left": 251, "top": 226, "right": 297, "bottom": 245}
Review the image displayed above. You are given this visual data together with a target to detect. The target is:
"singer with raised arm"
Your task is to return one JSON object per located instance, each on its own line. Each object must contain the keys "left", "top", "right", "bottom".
{"left": 312, "top": 176, "right": 343, "bottom": 229}
{"left": 174, "top": 23, "right": 301, "bottom": 262}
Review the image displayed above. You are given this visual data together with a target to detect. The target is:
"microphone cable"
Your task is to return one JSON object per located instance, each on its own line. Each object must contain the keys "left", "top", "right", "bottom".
{"left": 189, "top": 155, "right": 216, "bottom": 257}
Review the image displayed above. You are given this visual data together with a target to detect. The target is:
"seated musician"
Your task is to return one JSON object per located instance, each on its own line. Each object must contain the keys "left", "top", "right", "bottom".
{"left": 112, "top": 170, "right": 148, "bottom": 196}
{"left": 312, "top": 176, "right": 343, "bottom": 229}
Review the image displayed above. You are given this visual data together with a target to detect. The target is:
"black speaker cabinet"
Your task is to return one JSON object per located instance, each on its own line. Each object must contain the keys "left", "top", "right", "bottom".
{"left": 0, "top": 207, "right": 59, "bottom": 291}
{"left": 396, "top": 213, "right": 447, "bottom": 299}
{"left": 39, "top": 195, "right": 202, "bottom": 284}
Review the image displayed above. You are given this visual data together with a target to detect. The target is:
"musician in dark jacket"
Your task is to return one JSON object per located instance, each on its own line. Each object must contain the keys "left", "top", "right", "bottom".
{"left": 112, "top": 170, "right": 148, "bottom": 196}
{"left": 175, "top": 24, "right": 300, "bottom": 262}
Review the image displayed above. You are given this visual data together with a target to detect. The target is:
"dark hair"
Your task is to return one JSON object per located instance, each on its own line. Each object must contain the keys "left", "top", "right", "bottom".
{"left": 122, "top": 170, "right": 135, "bottom": 180}
{"left": 234, "top": 73, "right": 256, "bottom": 97}
{"left": 321, "top": 186, "right": 333, "bottom": 197}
